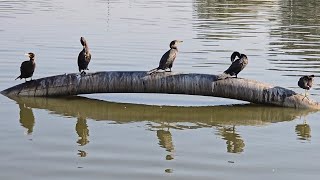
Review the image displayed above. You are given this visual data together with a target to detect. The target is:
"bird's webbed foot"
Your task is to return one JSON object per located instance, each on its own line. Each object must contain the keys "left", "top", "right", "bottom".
{"left": 80, "top": 71, "right": 87, "bottom": 76}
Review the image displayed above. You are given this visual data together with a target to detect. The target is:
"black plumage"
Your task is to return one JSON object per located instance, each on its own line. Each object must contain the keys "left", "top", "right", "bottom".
{"left": 148, "top": 40, "right": 183, "bottom": 74}
{"left": 15, "top": 52, "right": 36, "bottom": 82}
{"left": 78, "top": 37, "right": 91, "bottom": 75}
{"left": 223, "top": 51, "right": 248, "bottom": 78}
{"left": 298, "top": 75, "right": 314, "bottom": 100}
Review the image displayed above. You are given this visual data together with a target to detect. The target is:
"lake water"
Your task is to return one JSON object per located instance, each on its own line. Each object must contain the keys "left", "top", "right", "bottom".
{"left": 1, "top": 0, "right": 320, "bottom": 179}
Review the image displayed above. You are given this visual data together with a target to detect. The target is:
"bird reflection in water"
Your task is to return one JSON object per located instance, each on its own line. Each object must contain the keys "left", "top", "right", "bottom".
{"left": 216, "top": 126, "right": 245, "bottom": 153}
{"left": 157, "top": 129, "right": 175, "bottom": 160}
{"left": 295, "top": 117, "right": 311, "bottom": 141}
{"left": 76, "top": 116, "right": 89, "bottom": 157}
{"left": 18, "top": 103, "right": 35, "bottom": 135}
{"left": 155, "top": 125, "right": 175, "bottom": 174}
{"left": 77, "top": 150, "right": 87, "bottom": 158}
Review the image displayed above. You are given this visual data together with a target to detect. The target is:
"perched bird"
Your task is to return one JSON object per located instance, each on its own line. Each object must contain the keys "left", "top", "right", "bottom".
{"left": 148, "top": 40, "right": 183, "bottom": 74}
{"left": 15, "top": 52, "right": 36, "bottom": 82}
{"left": 217, "top": 51, "right": 248, "bottom": 80}
{"left": 224, "top": 51, "right": 248, "bottom": 78}
{"left": 298, "top": 75, "right": 314, "bottom": 100}
{"left": 78, "top": 37, "right": 91, "bottom": 75}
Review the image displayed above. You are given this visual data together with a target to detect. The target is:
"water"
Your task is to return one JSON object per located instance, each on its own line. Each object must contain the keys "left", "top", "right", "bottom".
{"left": 1, "top": 0, "right": 320, "bottom": 179}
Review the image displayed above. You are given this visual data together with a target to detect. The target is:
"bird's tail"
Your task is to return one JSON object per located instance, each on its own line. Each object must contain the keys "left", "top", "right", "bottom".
{"left": 15, "top": 76, "right": 20, "bottom": 80}
{"left": 147, "top": 68, "right": 158, "bottom": 75}
{"left": 216, "top": 73, "right": 231, "bottom": 80}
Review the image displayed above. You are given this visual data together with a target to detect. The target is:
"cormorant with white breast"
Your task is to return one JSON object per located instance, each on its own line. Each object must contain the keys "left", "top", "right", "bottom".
{"left": 148, "top": 40, "right": 183, "bottom": 74}
{"left": 15, "top": 52, "right": 36, "bottom": 82}
{"left": 298, "top": 75, "right": 315, "bottom": 100}
{"left": 78, "top": 37, "right": 91, "bottom": 75}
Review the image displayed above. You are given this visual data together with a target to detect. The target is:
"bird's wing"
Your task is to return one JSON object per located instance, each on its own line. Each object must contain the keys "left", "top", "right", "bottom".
{"left": 20, "top": 61, "right": 35, "bottom": 75}
{"left": 158, "top": 50, "right": 171, "bottom": 69}
{"left": 298, "top": 77, "right": 305, "bottom": 89}
{"left": 78, "top": 50, "right": 85, "bottom": 63}
{"left": 224, "top": 56, "right": 248, "bottom": 75}
{"left": 224, "top": 59, "right": 241, "bottom": 75}
{"left": 20, "top": 61, "right": 29, "bottom": 72}
{"left": 298, "top": 77, "right": 311, "bottom": 89}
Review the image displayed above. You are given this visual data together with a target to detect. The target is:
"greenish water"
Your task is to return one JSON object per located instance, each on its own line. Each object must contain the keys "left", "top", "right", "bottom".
{"left": 1, "top": 0, "right": 320, "bottom": 179}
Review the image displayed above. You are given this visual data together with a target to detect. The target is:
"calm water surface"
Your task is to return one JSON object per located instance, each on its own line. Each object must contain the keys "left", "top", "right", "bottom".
{"left": 1, "top": 0, "right": 320, "bottom": 179}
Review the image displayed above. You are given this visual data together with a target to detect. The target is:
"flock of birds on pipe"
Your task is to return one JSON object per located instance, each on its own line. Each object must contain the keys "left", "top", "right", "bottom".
{"left": 15, "top": 37, "right": 314, "bottom": 100}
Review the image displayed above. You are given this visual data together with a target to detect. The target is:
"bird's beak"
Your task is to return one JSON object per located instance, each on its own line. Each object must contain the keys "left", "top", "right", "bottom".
{"left": 24, "top": 53, "right": 29, "bottom": 56}
{"left": 179, "top": 40, "right": 183, "bottom": 43}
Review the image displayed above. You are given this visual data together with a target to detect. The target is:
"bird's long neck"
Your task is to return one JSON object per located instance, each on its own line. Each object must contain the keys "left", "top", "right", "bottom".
{"left": 30, "top": 58, "right": 35, "bottom": 63}
{"left": 83, "top": 46, "right": 90, "bottom": 55}
{"left": 171, "top": 46, "right": 178, "bottom": 51}
{"left": 83, "top": 42, "right": 90, "bottom": 53}
{"left": 231, "top": 52, "right": 240, "bottom": 62}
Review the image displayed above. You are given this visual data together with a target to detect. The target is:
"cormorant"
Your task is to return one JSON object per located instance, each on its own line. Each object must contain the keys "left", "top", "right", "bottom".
{"left": 298, "top": 75, "right": 314, "bottom": 100}
{"left": 148, "top": 40, "right": 183, "bottom": 74}
{"left": 223, "top": 51, "right": 248, "bottom": 78}
{"left": 78, "top": 37, "right": 91, "bottom": 75}
{"left": 15, "top": 52, "right": 36, "bottom": 82}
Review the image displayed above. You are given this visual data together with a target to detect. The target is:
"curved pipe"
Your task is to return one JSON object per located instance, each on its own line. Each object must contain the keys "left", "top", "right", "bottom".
{"left": 1, "top": 71, "right": 320, "bottom": 109}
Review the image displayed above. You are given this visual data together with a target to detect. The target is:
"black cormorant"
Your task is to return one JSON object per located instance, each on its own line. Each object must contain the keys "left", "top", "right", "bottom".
{"left": 15, "top": 52, "right": 36, "bottom": 82}
{"left": 298, "top": 75, "right": 314, "bottom": 100}
{"left": 78, "top": 37, "right": 91, "bottom": 75}
{"left": 148, "top": 40, "right": 183, "bottom": 74}
{"left": 223, "top": 51, "right": 248, "bottom": 78}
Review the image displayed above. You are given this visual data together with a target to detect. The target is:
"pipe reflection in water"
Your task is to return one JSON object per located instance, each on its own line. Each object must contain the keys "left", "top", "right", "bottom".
{"left": 295, "top": 117, "right": 311, "bottom": 141}
{"left": 18, "top": 103, "right": 35, "bottom": 135}
{"left": 8, "top": 95, "right": 317, "bottom": 155}
{"left": 8, "top": 96, "right": 316, "bottom": 125}
{"left": 216, "top": 126, "right": 245, "bottom": 153}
